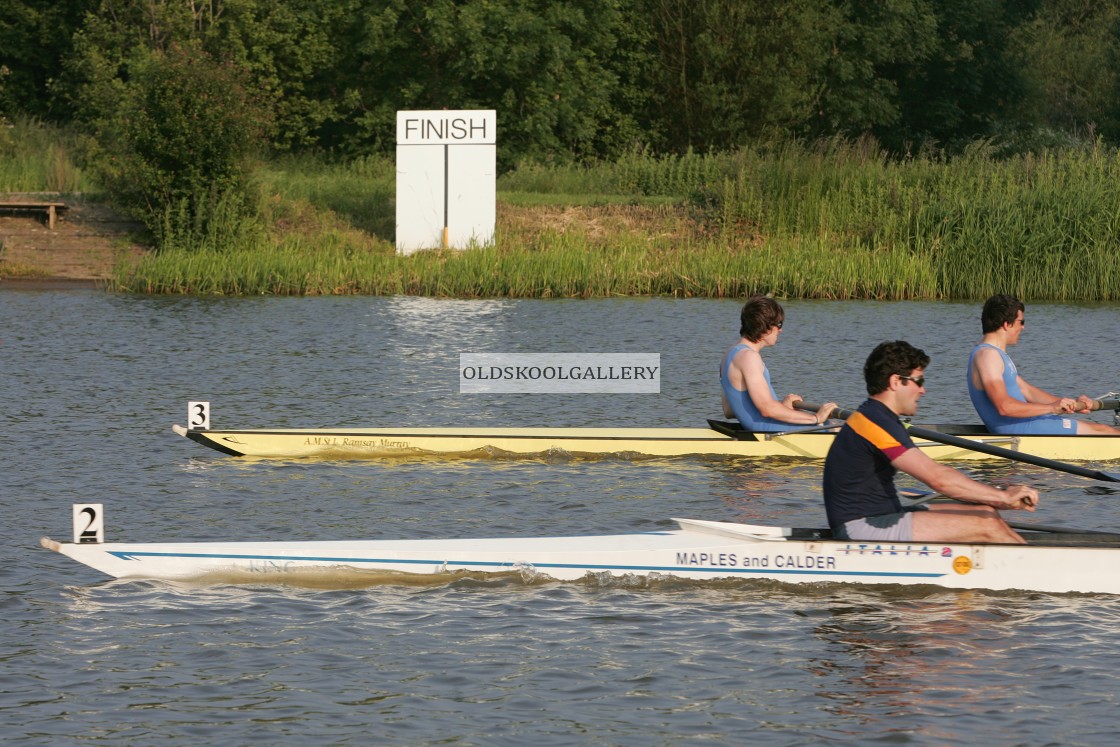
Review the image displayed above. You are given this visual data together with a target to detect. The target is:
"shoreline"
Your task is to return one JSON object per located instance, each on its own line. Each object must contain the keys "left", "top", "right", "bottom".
{"left": 0, "top": 196, "right": 148, "bottom": 286}
{"left": 0, "top": 277, "right": 101, "bottom": 290}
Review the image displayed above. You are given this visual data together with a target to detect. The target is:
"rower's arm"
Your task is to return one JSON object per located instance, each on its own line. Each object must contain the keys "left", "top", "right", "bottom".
{"left": 892, "top": 449, "right": 1038, "bottom": 511}
{"left": 730, "top": 349, "right": 818, "bottom": 425}
{"left": 973, "top": 347, "right": 1073, "bottom": 417}
{"left": 1017, "top": 376, "right": 1064, "bottom": 406}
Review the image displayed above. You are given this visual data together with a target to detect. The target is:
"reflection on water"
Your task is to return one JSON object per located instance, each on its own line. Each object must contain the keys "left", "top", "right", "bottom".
{"left": 812, "top": 592, "right": 1035, "bottom": 722}
{"left": 808, "top": 589, "right": 1120, "bottom": 742}
{"left": 6, "top": 292, "right": 1120, "bottom": 745}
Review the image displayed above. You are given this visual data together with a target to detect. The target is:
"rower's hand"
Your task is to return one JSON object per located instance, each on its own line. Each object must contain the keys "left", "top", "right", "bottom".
{"left": 782, "top": 393, "right": 803, "bottom": 408}
{"left": 1075, "top": 395, "right": 1099, "bottom": 413}
{"left": 1002, "top": 485, "right": 1039, "bottom": 512}
{"left": 817, "top": 402, "right": 839, "bottom": 423}
{"left": 1053, "top": 397, "right": 1078, "bottom": 414}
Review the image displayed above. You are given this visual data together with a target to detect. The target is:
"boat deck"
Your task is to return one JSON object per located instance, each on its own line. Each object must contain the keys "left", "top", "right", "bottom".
{"left": 173, "top": 420, "right": 1120, "bottom": 461}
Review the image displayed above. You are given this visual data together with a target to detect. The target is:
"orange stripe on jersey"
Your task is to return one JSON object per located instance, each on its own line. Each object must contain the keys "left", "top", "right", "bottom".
{"left": 848, "top": 411, "right": 910, "bottom": 460}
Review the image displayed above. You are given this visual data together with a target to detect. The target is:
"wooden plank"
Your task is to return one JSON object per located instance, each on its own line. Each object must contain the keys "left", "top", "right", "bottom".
{"left": 0, "top": 201, "right": 68, "bottom": 229}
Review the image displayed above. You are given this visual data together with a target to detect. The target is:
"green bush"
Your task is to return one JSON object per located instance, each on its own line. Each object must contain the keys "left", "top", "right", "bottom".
{"left": 92, "top": 43, "right": 270, "bottom": 248}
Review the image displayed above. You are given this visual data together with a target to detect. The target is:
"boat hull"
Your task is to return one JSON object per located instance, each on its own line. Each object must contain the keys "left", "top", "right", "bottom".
{"left": 40, "top": 519, "right": 1120, "bottom": 594}
{"left": 173, "top": 423, "right": 1120, "bottom": 462}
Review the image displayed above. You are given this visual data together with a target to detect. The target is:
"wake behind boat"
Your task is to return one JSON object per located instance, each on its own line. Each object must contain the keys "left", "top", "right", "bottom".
{"left": 172, "top": 418, "right": 1120, "bottom": 461}
{"left": 41, "top": 506, "right": 1120, "bottom": 594}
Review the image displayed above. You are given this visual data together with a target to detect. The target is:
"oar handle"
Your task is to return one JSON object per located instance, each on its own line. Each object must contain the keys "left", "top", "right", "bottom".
{"left": 797, "top": 402, "right": 854, "bottom": 420}
{"left": 1092, "top": 398, "right": 1120, "bottom": 412}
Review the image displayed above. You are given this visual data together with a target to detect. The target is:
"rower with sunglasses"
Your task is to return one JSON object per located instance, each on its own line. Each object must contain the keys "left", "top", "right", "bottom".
{"left": 823, "top": 340, "right": 1038, "bottom": 544}
{"left": 968, "top": 294, "right": 1119, "bottom": 435}
{"left": 720, "top": 295, "right": 838, "bottom": 431}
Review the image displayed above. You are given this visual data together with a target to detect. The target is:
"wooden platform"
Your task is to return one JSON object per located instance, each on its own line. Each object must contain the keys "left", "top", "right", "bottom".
{"left": 0, "top": 201, "right": 68, "bottom": 229}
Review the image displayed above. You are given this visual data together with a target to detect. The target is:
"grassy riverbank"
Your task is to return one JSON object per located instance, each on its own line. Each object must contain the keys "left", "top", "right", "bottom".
{"left": 4, "top": 119, "right": 1120, "bottom": 300}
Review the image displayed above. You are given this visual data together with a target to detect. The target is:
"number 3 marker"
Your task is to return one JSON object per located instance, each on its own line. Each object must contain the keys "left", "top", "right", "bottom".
{"left": 188, "top": 401, "right": 210, "bottom": 430}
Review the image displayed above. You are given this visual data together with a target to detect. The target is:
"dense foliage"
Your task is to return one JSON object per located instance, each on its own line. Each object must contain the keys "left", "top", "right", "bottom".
{"left": 85, "top": 43, "right": 270, "bottom": 241}
{"left": 104, "top": 143, "right": 1120, "bottom": 301}
{"left": 5, "top": 0, "right": 1120, "bottom": 161}
{"left": 5, "top": 0, "right": 1120, "bottom": 251}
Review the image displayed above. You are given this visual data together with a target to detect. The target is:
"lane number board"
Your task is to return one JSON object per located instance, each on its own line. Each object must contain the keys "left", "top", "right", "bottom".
{"left": 73, "top": 503, "right": 104, "bottom": 544}
{"left": 188, "top": 401, "right": 210, "bottom": 430}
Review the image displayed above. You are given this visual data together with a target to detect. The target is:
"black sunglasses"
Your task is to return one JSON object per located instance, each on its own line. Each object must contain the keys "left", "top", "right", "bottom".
{"left": 899, "top": 375, "right": 925, "bottom": 387}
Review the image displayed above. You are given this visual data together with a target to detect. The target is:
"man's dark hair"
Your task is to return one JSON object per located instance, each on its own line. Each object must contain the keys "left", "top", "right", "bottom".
{"left": 981, "top": 294, "right": 1024, "bottom": 334}
{"left": 864, "top": 341, "right": 931, "bottom": 395}
{"left": 739, "top": 296, "right": 785, "bottom": 342}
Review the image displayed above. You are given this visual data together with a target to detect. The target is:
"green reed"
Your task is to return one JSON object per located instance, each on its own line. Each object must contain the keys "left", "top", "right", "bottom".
{"left": 0, "top": 115, "right": 90, "bottom": 193}
{"left": 108, "top": 138, "right": 1120, "bottom": 300}
{"left": 114, "top": 230, "right": 938, "bottom": 299}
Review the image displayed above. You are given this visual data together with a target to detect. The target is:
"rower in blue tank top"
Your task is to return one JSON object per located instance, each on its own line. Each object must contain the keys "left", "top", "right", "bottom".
{"left": 720, "top": 296, "right": 836, "bottom": 432}
{"left": 967, "top": 294, "right": 1118, "bottom": 435}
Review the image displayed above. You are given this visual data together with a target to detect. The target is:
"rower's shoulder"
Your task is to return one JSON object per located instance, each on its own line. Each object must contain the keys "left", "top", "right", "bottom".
{"left": 727, "top": 342, "right": 759, "bottom": 358}
{"left": 971, "top": 342, "right": 1006, "bottom": 365}
{"left": 723, "top": 342, "right": 756, "bottom": 365}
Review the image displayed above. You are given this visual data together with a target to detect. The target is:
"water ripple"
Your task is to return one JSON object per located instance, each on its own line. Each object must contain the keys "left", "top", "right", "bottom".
{"left": 5, "top": 293, "right": 1120, "bottom": 745}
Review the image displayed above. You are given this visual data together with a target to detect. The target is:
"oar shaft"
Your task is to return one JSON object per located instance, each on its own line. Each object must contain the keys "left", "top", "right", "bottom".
{"left": 907, "top": 424, "right": 1106, "bottom": 476}
{"left": 898, "top": 490, "right": 1119, "bottom": 535}
{"left": 797, "top": 401, "right": 1120, "bottom": 483}
{"left": 1008, "top": 521, "right": 1120, "bottom": 536}
{"left": 808, "top": 400, "right": 1119, "bottom": 415}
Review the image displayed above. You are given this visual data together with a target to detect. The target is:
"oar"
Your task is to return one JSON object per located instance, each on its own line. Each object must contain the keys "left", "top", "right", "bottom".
{"left": 796, "top": 402, "right": 1120, "bottom": 483}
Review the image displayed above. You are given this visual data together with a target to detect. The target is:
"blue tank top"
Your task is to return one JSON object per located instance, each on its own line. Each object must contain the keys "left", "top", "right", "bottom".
{"left": 967, "top": 343, "right": 1072, "bottom": 435}
{"left": 720, "top": 343, "right": 811, "bottom": 433}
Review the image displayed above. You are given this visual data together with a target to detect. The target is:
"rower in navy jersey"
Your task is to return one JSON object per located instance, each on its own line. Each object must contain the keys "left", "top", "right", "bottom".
{"left": 824, "top": 340, "right": 1039, "bottom": 544}
{"left": 968, "top": 294, "right": 1119, "bottom": 435}
{"left": 720, "top": 296, "right": 836, "bottom": 432}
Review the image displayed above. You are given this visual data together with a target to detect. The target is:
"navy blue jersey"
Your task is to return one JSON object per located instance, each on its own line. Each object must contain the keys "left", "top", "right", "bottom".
{"left": 823, "top": 399, "right": 916, "bottom": 528}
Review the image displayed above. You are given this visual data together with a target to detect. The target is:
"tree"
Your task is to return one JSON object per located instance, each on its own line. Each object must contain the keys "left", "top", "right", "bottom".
{"left": 92, "top": 42, "right": 269, "bottom": 241}
{"left": 1009, "top": 0, "right": 1120, "bottom": 141}
{"left": 344, "top": 0, "right": 647, "bottom": 166}
{"left": 643, "top": 0, "right": 838, "bottom": 151}
{"left": 808, "top": 0, "right": 940, "bottom": 138}
{"left": 0, "top": 0, "right": 97, "bottom": 119}
{"left": 195, "top": 0, "right": 362, "bottom": 151}
{"left": 885, "top": 0, "right": 1036, "bottom": 151}
{"left": 58, "top": 0, "right": 359, "bottom": 151}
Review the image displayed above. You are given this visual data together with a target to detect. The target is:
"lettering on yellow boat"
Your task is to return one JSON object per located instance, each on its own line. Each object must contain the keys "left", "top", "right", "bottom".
{"left": 301, "top": 436, "right": 411, "bottom": 449}
{"left": 304, "top": 436, "right": 339, "bottom": 446}
{"left": 329, "top": 437, "right": 411, "bottom": 449}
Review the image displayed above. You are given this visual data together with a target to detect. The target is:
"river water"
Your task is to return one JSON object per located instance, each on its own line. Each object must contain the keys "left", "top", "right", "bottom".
{"left": 4, "top": 291, "right": 1120, "bottom": 746}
